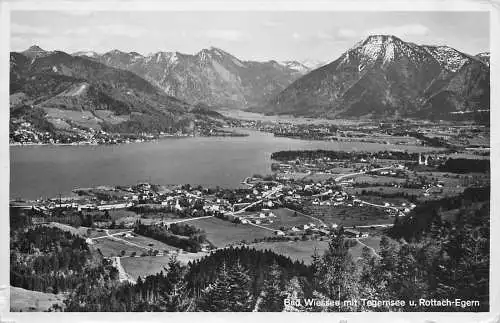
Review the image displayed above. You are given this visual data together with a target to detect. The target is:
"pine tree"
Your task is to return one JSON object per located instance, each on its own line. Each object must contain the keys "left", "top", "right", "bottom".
{"left": 227, "top": 260, "right": 254, "bottom": 311}
{"left": 282, "top": 276, "right": 305, "bottom": 312}
{"left": 160, "top": 254, "right": 191, "bottom": 311}
{"left": 258, "top": 262, "right": 284, "bottom": 312}
{"left": 314, "top": 235, "right": 359, "bottom": 311}
{"left": 198, "top": 260, "right": 254, "bottom": 312}
{"left": 198, "top": 262, "right": 232, "bottom": 311}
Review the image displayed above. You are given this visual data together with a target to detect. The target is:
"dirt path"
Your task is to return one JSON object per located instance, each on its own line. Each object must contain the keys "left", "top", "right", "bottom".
{"left": 355, "top": 238, "right": 381, "bottom": 259}
{"left": 112, "top": 256, "right": 136, "bottom": 284}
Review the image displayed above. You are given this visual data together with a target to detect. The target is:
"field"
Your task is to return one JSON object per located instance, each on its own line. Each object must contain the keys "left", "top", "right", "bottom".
{"left": 120, "top": 233, "right": 180, "bottom": 252}
{"left": 121, "top": 253, "right": 209, "bottom": 280}
{"left": 248, "top": 238, "right": 380, "bottom": 264}
{"left": 43, "top": 107, "right": 102, "bottom": 130}
{"left": 10, "top": 286, "right": 65, "bottom": 312}
{"left": 248, "top": 240, "right": 330, "bottom": 264}
{"left": 44, "top": 222, "right": 89, "bottom": 237}
{"left": 306, "top": 205, "right": 393, "bottom": 226}
{"left": 120, "top": 255, "right": 170, "bottom": 280}
{"left": 353, "top": 175, "right": 407, "bottom": 185}
{"left": 259, "top": 207, "right": 322, "bottom": 230}
{"left": 358, "top": 236, "right": 382, "bottom": 252}
{"left": 87, "top": 228, "right": 131, "bottom": 239}
{"left": 189, "top": 217, "right": 275, "bottom": 246}
{"left": 90, "top": 231, "right": 183, "bottom": 257}
{"left": 91, "top": 237, "right": 147, "bottom": 257}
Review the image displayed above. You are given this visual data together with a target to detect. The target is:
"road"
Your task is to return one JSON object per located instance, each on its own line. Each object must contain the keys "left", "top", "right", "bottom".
{"left": 163, "top": 215, "right": 214, "bottom": 225}
{"left": 232, "top": 185, "right": 283, "bottom": 215}
{"left": 359, "top": 200, "right": 405, "bottom": 216}
{"left": 283, "top": 207, "right": 325, "bottom": 226}
{"left": 112, "top": 256, "right": 136, "bottom": 284}
{"left": 355, "top": 238, "right": 381, "bottom": 259}
{"left": 334, "top": 166, "right": 395, "bottom": 183}
{"left": 89, "top": 229, "right": 133, "bottom": 241}
{"left": 344, "top": 223, "right": 393, "bottom": 229}
{"left": 246, "top": 221, "right": 277, "bottom": 232}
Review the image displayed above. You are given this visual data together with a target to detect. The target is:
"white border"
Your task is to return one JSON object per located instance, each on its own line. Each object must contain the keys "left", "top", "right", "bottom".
{"left": 0, "top": 1, "right": 498, "bottom": 322}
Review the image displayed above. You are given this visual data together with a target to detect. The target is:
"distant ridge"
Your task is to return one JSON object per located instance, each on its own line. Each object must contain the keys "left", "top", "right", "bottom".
{"left": 77, "top": 46, "right": 312, "bottom": 109}
{"left": 253, "top": 34, "right": 489, "bottom": 120}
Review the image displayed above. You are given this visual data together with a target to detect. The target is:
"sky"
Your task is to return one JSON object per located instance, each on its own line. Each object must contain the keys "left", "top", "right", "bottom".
{"left": 10, "top": 11, "right": 490, "bottom": 63}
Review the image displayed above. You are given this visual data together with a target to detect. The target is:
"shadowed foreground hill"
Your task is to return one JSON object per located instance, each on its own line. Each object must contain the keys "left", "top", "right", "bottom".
{"left": 10, "top": 46, "right": 225, "bottom": 135}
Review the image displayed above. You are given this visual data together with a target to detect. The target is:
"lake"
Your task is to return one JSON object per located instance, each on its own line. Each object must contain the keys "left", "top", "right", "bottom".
{"left": 10, "top": 129, "right": 439, "bottom": 200}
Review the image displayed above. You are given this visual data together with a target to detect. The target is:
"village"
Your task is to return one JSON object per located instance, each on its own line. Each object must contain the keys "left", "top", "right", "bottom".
{"left": 9, "top": 143, "right": 490, "bottom": 287}
{"left": 10, "top": 148, "right": 467, "bottom": 246}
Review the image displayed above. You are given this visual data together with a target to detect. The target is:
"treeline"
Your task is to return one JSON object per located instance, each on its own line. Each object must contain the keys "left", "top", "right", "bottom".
{"left": 64, "top": 256, "right": 191, "bottom": 311}
{"left": 439, "top": 158, "right": 490, "bottom": 174}
{"left": 185, "top": 246, "right": 310, "bottom": 297}
{"left": 62, "top": 247, "right": 311, "bottom": 312}
{"left": 12, "top": 197, "right": 488, "bottom": 312}
{"left": 390, "top": 186, "right": 490, "bottom": 241}
{"left": 134, "top": 222, "right": 206, "bottom": 252}
{"left": 356, "top": 190, "right": 419, "bottom": 203}
{"left": 10, "top": 226, "right": 118, "bottom": 294}
{"left": 168, "top": 223, "right": 203, "bottom": 237}
{"left": 271, "top": 150, "right": 420, "bottom": 162}
{"left": 409, "top": 132, "right": 454, "bottom": 148}
{"left": 61, "top": 207, "right": 489, "bottom": 312}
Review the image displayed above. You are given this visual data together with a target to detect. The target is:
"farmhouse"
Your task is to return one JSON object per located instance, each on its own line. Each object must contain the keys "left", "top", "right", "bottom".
{"left": 344, "top": 229, "right": 361, "bottom": 238}
{"left": 97, "top": 202, "right": 133, "bottom": 211}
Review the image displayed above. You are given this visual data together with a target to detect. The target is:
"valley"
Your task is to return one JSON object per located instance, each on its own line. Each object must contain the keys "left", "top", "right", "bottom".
{"left": 8, "top": 29, "right": 490, "bottom": 312}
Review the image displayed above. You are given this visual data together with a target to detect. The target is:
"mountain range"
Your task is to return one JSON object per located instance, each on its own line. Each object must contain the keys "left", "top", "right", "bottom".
{"left": 74, "top": 47, "right": 316, "bottom": 109}
{"left": 10, "top": 46, "right": 225, "bottom": 135}
{"left": 10, "top": 34, "right": 490, "bottom": 135}
{"left": 253, "top": 35, "right": 489, "bottom": 119}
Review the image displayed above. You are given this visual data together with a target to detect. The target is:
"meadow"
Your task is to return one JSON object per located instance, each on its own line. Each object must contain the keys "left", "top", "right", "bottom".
{"left": 189, "top": 217, "right": 275, "bottom": 246}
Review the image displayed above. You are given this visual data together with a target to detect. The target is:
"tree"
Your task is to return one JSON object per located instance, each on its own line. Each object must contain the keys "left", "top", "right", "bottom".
{"left": 157, "top": 254, "right": 191, "bottom": 311}
{"left": 282, "top": 277, "right": 305, "bottom": 312}
{"left": 198, "top": 262, "right": 232, "bottom": 311}
{"left": 313, "top": 235, "right": 359, "bottom": 311}
{"left": 198, "top": 261, "right": 254, "bottom": 312}
{"left": 258, "top": 263, "right": 284, "bottom": 312}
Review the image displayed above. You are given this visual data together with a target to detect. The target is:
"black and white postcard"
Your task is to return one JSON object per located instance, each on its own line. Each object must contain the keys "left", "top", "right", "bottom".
{"left": 1, "top": 1, "right": 498, "bottom": 322}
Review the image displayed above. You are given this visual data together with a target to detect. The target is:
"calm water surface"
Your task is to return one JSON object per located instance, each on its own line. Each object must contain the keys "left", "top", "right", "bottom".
{"left": 10, "top": 129, "right": 438, "bottom": 199}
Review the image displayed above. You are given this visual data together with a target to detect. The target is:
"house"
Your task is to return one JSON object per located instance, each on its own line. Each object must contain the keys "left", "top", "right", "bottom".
{"left": 275, "top": 230, "right": 285, "bottom": 236}
{"left": 77, "top": 203, "right": 95, "bottom": 211}
{"left": 318, "top": 229, "right": 330, "bottom": 236}
{"left": 97, "top": 202, "right": 133, "bottom": 211}
{"left": 344, "top": 229, "right": 361, "bottom": 238}
{"left": 360, "top": 232, "right": 369, "bottom": 238}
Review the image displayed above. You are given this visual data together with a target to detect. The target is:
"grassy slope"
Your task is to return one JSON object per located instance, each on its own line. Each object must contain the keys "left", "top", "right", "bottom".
{"left": 189, "top": 217, "right": 274, "bottom": 247}
{"left": 10, "top": 286, "right": 65, "bottom": 312}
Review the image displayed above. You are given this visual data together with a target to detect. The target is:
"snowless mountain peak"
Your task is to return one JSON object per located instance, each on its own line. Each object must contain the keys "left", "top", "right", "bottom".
{"left": 476, "top": 52, "right": 490, "bottom": 66}
{"left": 22, "top": 45, "right": 51, "bottom": 59}
{"left": 25, "top": 45, "right": 46, "bottom": 52}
